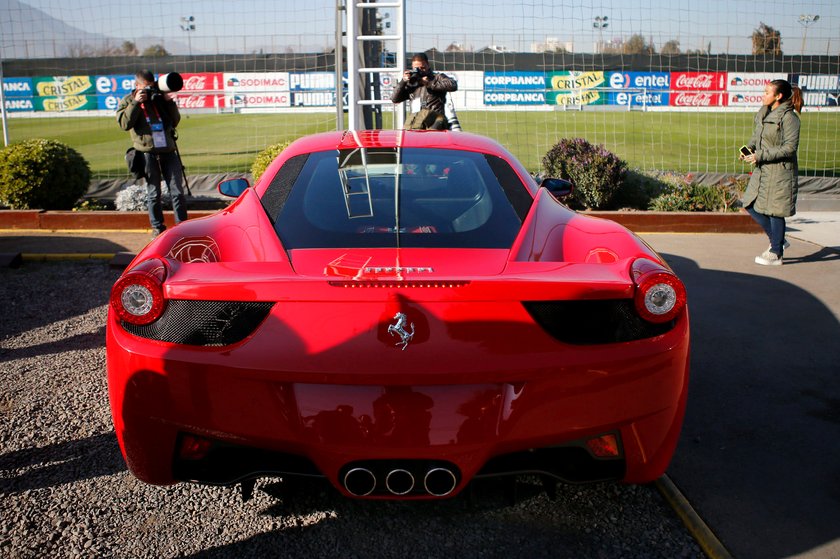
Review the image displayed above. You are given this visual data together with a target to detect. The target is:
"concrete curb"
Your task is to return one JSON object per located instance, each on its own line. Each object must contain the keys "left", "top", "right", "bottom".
{"left": 655, "top": 475, "right": 733, "bottom": 559}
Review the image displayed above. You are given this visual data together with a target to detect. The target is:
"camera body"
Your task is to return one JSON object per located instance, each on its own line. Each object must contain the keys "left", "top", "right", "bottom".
{"left": 407, "top": 67, "right": 429, "bottom": 85}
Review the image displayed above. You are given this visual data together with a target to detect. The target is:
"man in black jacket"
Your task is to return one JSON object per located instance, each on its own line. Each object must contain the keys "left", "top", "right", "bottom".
{"left": 116, "top": 70, "right": 187, "bottom": 236}
{"left": 391, "top": 53, "right": 458, "bottom": 130}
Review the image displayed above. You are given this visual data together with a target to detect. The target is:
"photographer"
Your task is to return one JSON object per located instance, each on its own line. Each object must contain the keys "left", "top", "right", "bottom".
{"left": 117, "top": 70, "right": 187, "bottom": 236}
{"left": 391, "top": 53, "right": 458, "bottom": 130}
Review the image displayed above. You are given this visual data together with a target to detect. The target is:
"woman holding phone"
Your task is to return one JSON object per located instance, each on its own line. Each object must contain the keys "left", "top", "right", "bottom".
{"left": 740, "top": 79, "right": 803, "bottom": 266}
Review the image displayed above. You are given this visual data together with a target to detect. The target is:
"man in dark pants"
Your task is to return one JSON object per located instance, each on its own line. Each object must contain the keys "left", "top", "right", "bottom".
{"left": 116, "top": 70, "right": 187, "bottom": 236}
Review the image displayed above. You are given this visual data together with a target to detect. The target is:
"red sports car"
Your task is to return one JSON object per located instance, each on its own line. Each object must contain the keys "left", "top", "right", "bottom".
{"left": 107, "top": 130, "right": 689, "bottom": 500}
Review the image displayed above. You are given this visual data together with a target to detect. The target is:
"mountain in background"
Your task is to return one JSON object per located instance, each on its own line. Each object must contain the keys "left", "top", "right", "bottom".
{"left": 1, "top": 0, "right": 192, "bottom": 59}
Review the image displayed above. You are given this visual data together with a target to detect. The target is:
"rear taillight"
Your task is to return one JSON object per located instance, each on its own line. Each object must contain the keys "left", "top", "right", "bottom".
{"left": 631, "top": 258, "right": 686, "bottom": 324}
{"left": 110, "top": 258, "right": 168, "bottom": 325}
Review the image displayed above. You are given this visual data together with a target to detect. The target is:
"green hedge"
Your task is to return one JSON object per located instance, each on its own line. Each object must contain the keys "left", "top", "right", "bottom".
{"left": 0, "top": 139, "right": 91, "bottom": 210}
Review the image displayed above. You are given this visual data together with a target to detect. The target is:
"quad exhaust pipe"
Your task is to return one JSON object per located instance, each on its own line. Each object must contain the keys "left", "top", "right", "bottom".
{"left": 342, "top": 464, "right": 458, "bottom": 497}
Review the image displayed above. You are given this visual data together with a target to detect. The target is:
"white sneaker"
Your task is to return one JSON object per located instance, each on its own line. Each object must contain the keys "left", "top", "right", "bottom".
{"left": 767, "top": 239, "right": 791, "bottom": 252}
{"left": 755, "top": 250, "right": 783, "bottom": 266}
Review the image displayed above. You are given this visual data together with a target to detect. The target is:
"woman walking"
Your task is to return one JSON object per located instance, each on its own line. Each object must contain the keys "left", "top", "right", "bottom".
{"left": 740, "top": 79, "right": 802, "bottom": 266}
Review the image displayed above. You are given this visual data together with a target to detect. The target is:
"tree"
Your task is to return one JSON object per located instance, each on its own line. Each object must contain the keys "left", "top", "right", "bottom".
{"left": 142, "top": 44, "right": 170, "bottom": 57}
{"left": 120, "top": 41, "right": 139, "bottom": 56}
{"left": 622, "top": 34, "right": 655, "bottom": 55}
{"left": 661, "top": 40, "right": 681, "bottom": 55}
{"left": 752, "top": 22, "right": 782, "bottom": 55}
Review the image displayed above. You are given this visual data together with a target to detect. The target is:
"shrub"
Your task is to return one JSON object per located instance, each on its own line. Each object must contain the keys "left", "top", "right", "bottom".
{"left": 251, "top": 141, "right": 291, "bottom": 182}
{"left": 648, "top": 172, "right": 746, "bottom": 212}
{"left": 541, "top": 138, "right": 627, "bottom": 210}
{"left": 115, "top": 183, "right": 171, "bottom": 212}
{"left": 0, "top": 139, "right": 91, "bottom": 210}
{"left": 73, "top": 198, "right": 110, "bottom": 211}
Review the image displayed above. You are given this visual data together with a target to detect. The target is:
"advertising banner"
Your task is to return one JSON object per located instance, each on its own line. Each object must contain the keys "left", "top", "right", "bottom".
{"left": 727, "top": 72, "right": 787, "bottom": 92}
{"left": 3, "top": 98, "right": 35, "bottom": 112}
{"left": 546, "top": 71, "right": 607, "bottom": 106}
{"left": 33, "top": 96, "right": 99, "bottom": 112}
{"left": 669, "top": 92, "right": 724, "bottom": 107}
{"left": 32, "top": 76, "right": 96, "bottom": 97}
{"left": 2, "top": 77, "right": 33, "bottom": 98}
{"left": 179, "top": 73, "right": 223, "bottom": 92}
{"left": 227, "top": 92, "right": 291, "bottom": 109}
{"left": 790, "top": 74, "right": 840, "bottom": 107}
{"left": 174, "top": 94, "right": 225, "bottom": 110}
{"left": 291, "top": 91, "right": 336, "bottom": 107}
{"left": 726, "top": 92, "right": 766, "bottom": 108}
{"left": 95, "top": 75, "right": 135, "bottom": 96}
{"left": 670, "top": 72, "right": 726, "bottom": 92}
{"left": 606, "top": 72, "right": 670, "bottom": 106}
{"left": 289, "top": 72, "right": 335, "bottom": 91}
{"left": 483, "top": 72, "right": 547, "bottom": 105}
{"left": 98, "top": 94, "right": 122, "bottom": 111}
{"left": 223, "top": 72, "right": 290, "bottom": 92}
{"left": 726, "top": 73, "right": 788, "bottom": 107}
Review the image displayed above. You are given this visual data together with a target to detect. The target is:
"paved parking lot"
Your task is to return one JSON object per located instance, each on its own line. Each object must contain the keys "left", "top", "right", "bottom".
{"left": 639, "top": 232, "right": 840, "bottom": 559}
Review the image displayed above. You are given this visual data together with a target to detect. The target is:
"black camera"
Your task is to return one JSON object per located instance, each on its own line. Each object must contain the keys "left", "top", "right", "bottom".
{"left": 407, "top": 68, "right": 428, "bottom": 85}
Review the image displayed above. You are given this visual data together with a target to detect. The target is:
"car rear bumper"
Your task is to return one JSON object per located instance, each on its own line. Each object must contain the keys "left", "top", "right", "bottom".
{"left": 107, "top": 309, "right": 689, "bottom": 498}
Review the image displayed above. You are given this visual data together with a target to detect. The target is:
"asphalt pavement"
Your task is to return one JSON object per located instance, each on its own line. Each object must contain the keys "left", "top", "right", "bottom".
{"left": 1, "top": 211, "right": 839, "bottom": 559}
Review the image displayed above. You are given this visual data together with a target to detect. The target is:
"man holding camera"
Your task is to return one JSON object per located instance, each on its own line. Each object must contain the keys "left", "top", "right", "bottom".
{"left": 391, "top": 53, "right": 458, "bottom": 130}
{"left": 117, "top": 69, "right": 187, "bottom": 236}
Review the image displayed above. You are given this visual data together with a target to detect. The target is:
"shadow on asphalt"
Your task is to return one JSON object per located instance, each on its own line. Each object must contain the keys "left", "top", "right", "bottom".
{"left": 661, "top": 252, "right": 840, "bottom": 559}
{"left": 0, "top": 235, "right": 131, "bottom": 255}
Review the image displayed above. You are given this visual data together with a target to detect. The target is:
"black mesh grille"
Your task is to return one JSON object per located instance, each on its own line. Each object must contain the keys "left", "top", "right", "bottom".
{"left": 523, "top": 300, "right": 674, "bottom": 345}
{"left": 122, "top": 300, "right": 274, "bottom": 346}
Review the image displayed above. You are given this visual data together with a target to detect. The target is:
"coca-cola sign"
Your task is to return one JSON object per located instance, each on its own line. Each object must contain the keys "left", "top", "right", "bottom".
{"left": 671, "top": 72, "right": 725, "bottom": 91}
{"left": 670, "top": 92, "right": 723, "bottom": 107}
{"left": 178, "top": 73, "right": 223, "bottom": 92}
{"left": 174, "top": 94, "right": 225, "bottom": 109}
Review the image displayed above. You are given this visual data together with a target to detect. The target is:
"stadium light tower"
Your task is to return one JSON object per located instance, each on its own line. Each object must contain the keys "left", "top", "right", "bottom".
{"left": 593, "top": 16, "right": 609, "bottom": 53}
{"left": 180, "top": 16, "right": 196, "bottom": 56}
{"left": 798, "top": 14, "right": 819, "bottom": 55}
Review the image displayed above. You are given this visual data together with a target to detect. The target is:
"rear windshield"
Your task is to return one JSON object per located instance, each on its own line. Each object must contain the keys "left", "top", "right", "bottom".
{"left": 269, "top": 147, "right": 531, "bottom": 249}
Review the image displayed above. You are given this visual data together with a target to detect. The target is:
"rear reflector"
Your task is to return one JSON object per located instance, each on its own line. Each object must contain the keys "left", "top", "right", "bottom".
{"left": 178, "top": 434, "right": 213, "bottom": 461}
{"left": 585, "top": 434, "right": 621, "bottom": 458}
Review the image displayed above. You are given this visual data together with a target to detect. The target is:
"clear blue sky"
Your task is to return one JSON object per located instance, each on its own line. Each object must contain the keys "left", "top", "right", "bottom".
{"left": 8, "top": 0, "right": 840, "bottom": 56}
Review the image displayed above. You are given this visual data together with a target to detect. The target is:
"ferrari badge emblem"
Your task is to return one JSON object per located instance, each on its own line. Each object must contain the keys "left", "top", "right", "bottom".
{"left": 387, "top": 312, "right": 415, "bottom": 350}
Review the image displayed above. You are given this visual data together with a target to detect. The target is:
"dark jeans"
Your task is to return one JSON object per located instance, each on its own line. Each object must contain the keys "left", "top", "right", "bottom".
{"left": 144, "top": 151, "right": 187, "bottom": 232}
{"left": 746, "top": 205, "right": 785, "bottom": 256}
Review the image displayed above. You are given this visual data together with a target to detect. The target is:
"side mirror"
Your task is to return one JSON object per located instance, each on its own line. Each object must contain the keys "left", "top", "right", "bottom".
{"left": 218, "top": 178, "right": 250, "bottom": 198}
{"left": 539, "top": 177, "right": 574, "bottom": 199}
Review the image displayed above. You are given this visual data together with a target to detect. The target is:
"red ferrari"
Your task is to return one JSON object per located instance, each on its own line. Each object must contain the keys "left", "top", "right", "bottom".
{"left": 107, "top": 130, "right": 689, "bottom": 500}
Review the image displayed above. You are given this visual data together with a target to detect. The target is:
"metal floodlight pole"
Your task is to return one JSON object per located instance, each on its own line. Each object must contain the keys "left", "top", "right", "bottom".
{"left": 180, "top": 16, "right": 195, "bottom": 56}
{"left": 798, "top": 14, "right": 819, "bottom": 55}
{"left": 593, "top": 16, "right": 609, "bottom": 54}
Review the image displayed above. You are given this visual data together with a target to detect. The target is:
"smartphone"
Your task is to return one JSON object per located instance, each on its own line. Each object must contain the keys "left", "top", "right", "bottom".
{"left": 739, "top": 145, "right": 754, "bottom": 157}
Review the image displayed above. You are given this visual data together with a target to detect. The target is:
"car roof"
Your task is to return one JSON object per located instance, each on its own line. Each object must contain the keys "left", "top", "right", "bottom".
{"left": 284, "top": 130, "right": 510, "bottom": 157}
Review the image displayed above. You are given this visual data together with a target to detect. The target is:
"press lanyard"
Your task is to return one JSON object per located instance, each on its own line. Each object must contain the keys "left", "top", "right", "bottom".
{"left": 140, "top": 99, "right": 168, "bottom": 149}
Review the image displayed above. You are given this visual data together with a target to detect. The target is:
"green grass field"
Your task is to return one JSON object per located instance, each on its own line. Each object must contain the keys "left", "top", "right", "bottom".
{"left": 6, "top": 110, "right": 838, "bottom": 178}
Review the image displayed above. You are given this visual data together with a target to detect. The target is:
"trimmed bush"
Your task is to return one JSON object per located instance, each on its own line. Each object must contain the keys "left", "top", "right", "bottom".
{"left": 0, "top": 139, "right": 91, "bottom": 210}
{"left": 251, "top": 141, "right": 291, "bottom": 182}
{"left": 542, "top": 138, "right": 627, "bottom": 210}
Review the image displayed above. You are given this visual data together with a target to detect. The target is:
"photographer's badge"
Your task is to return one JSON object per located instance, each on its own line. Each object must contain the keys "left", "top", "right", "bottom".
{"left": 151, "top": 122, "right": 167, "bottom": 149}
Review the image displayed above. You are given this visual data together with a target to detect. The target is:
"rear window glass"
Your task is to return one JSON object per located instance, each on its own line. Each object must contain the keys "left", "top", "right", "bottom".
{"left": 269, "top": 147, "right": 530, "bottom": 249}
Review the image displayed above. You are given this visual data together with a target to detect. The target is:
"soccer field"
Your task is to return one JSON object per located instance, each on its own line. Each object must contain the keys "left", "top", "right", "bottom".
{"left": 5, "top": 110, "right": 838, "bottom": 178}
